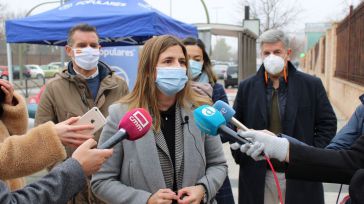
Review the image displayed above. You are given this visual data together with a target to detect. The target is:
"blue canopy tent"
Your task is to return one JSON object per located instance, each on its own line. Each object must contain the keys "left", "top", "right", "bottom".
{"left": 6, "top": 0, "right": 197, "bottom": 46}
{"left": 5, "top": 0, "right": 198, "bottom": 82}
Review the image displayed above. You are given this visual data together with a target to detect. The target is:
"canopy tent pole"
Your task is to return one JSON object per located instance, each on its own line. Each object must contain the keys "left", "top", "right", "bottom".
{"left": 60, "top": 47, "right": 65, "bottom": 67}
{"left": 6, "top": 43, "right": 13, "bottom": 83}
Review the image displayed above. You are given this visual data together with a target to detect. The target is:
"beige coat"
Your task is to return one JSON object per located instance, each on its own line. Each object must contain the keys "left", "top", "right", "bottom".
{"left": 0, "top": 93, "right": 66, "bottom": 191}
{"left": 35, "top": 62, "right": 129, "bottom": 157}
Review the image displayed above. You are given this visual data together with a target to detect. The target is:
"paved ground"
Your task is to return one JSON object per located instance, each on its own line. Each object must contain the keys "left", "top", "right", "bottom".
{"left": 25, "top": 85, "right": 350, "bottom": 204}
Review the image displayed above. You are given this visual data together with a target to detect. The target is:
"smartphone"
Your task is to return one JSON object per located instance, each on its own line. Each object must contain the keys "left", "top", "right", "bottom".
{"left": 73, "top": 107, "right": 107, "bottom": 135}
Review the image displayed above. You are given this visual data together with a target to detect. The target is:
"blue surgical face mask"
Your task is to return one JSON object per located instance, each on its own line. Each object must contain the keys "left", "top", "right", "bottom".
{"left": 189, "top": 60, "right": 203, "bottom": 79}
{"left": 155, "top": 67, "right": 188, "bottom": 96}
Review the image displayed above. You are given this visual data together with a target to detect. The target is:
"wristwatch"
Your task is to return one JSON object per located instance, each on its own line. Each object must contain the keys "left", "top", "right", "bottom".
{"left": 202, "top": 191, "right": 207, "bottom": 204}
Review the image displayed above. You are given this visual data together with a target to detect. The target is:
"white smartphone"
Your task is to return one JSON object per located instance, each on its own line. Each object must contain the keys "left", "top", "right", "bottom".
{"left": 73, "top": 107, "right": 107, "bottom": 135}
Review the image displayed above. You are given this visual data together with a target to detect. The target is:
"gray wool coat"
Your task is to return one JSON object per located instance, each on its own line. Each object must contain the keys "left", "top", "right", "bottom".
{"left": 91, "top": 103, "right": 228, "bottom": 204}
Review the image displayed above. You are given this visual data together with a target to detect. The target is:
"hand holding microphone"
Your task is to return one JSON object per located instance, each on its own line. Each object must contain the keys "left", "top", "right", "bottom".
{"left": 238, "top": 130, "right": 290, "bottom": 162}
{"left": 212, "top": 100, "right": 288, "bottom": 161}
{"left": 72, "top": 139, "right": 113, "bottom": 176}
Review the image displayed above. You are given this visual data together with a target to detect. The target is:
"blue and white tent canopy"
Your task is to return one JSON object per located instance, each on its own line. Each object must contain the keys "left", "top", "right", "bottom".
{"left": 5, "top": 0, "right": 197, "bottom": 46}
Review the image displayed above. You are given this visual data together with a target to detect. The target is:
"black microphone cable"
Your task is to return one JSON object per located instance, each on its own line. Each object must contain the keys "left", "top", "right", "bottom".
{"left": 182, "top": 115, "right": 212, "bottom": 200}
{"left": 336, "top": 184, "right": 343, "bottom": 204}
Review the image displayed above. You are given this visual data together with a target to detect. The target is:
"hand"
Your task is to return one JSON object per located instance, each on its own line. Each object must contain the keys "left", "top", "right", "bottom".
{"left": 231, "top": 142, "right": 265, "bottom": 160}
{"left": 0, "top": 79, "right": 14, "bottom": 105}
{"left": 72, "top": 139, "right": 113, "bottom": 176}
{"left": 238, "top": 130, "right": 289, "bottom": 162}
{"left": 191, "top": 82, "right": 213, "bottom": 98}
{"left": 177, "top": 185, "right": 205, "bottom": 204}
{"left": 239, "top": 142, "right": 265, "bottom": 161}
{"left": 147, "top": 189, "right": 178, "bottom": 204}
{"left": 55, "top": 117, "right": 94, "bottom": 147}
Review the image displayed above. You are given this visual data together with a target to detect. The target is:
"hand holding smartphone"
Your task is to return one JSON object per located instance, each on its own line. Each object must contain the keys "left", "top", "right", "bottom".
{"left": 73, "top": 107, "right": 107, "bottom": 135}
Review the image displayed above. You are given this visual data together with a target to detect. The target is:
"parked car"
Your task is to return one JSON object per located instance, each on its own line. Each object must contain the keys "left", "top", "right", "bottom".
{"left": 15, "top": 65, "right": 32, "bottom": 79}
{"left": 48, "top": 61, "right": 68, "bottom": 69}
{"left": 213, "top": 64, "right": 229, "bottom": 79}
{"left": 28, "top": 85, "right": 46, "bottom": 118}
{"left": 224, "top": 65, "right": 238, "bottom": 88}
{"left": 0, "top": 65, "right": 31, "bottom": 80}
{"left": 25, "top": 64, "right": 45, "bottom": 79}
{"left": 41, "top": 64, "right": 61, "bottom": 78}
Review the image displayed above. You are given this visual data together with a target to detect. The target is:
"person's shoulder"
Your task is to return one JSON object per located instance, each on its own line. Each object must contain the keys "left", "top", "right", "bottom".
{"left": 355, "top": 103, "right": 364, "bottom": 115}
{"left": 41, "top": 75, "right": 69, "bottom": 96}
{"left": 108, "top": 102, "right": 128, "bottom": 114}
{"left": 213, "top": 82, "right": 224, "bottom": 90}
{"left": 109, "top": 73, "right": 128, "bottom": 87}
{"left": 238, "top": 73, "right": 259, "bottom": 88}
{"left": 294, "top": 70, "right": 321, "bottom": 82}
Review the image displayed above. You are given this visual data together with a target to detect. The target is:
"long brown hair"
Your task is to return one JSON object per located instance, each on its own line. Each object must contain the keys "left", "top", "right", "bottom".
{"left": 119, "top": 35, "right": 211, "bottom": 130}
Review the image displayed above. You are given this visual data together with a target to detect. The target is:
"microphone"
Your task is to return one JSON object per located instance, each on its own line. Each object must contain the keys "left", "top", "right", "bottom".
{"left": 181, "top": 116, "right": 189, "bottom": 126}
{"left": 213, "top": 100, "right": 248, "bottom": 131}
{"left": 98, "top": 108, "right": 152, "bottom": 149}
{"left": 193, "top": 105, "right": 250, "bottom": 144}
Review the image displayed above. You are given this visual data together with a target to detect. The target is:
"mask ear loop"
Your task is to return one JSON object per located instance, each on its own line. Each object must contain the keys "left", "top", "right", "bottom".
{"left": 264, "top": 65, "right": 288, "bottom": 85}
{"left": 264, "top": 71, "right": 269, "bottom": 85}
{"left": 283, "top": 53, "right": 289, "bottom": 83}
{"left": 264, "top": 54, "right": 288, "bottom": 84}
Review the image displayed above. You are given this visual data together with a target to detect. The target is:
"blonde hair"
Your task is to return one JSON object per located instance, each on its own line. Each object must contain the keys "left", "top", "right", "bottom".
{"left": 119, "top": 35, "right": 211, "bottom": 130}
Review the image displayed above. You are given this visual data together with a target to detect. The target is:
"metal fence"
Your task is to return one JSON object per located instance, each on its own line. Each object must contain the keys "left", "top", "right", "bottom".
{"left": 335, "top": 3, "right": 364, "bottom": 85}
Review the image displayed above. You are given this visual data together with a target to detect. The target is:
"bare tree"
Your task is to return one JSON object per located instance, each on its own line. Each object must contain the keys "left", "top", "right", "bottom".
{"left": 0, "top": 1, "right": 8, "bottom": 34}
{"left": 236, "top": 0, "right": 302, "bottom": 32}
{"left": 288, "top": 36, "right": 305, "bottom": 61}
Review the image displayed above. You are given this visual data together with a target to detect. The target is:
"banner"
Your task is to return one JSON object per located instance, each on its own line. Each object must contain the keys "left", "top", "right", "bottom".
{"left": 100, "top": 46, "right": 139, "bottom": 89}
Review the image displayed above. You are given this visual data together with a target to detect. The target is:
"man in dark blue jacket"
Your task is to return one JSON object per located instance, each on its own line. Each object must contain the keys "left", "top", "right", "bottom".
{"left": 231, "top": 29, "right": 337, "bottom": 204}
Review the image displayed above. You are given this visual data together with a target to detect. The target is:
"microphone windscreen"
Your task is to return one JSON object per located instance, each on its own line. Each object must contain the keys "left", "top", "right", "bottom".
{"left": 213, "top": 100, "right": 235, "bottom": 122}
{"left": 118, "top": 108, "right": 152, "bottom": 141}
{"left": 193, "top": 105, "right": 226, "bottom": 135}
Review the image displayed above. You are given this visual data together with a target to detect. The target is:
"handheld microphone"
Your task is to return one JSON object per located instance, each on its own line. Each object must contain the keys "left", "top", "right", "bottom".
{"left": 98, "top": 108, "right": 152, "bottom": 149}
{"left": 193, "top": 105, "right": 250, "bottom": 144}
{"left": 213, "top": 100, "right": 248, "bottom": 131}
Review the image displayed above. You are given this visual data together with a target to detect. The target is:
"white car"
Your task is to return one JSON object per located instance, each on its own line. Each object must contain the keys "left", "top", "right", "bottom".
{"left": 25, "top": 65, "right": 45, "bottom": 79}
{"left": 48, "top": 62, "right": 68, "bottom": 69}
{"left": 213, "top": 64, "right": 229, "bottom": 79}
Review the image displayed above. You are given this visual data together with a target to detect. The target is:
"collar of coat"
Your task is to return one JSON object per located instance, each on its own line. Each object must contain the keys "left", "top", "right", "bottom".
{"left": 258, "top": 61, "right": 297, "bottom": 85}
{"left": 66, "top": 60, "right": 112, "bottom": 80}
{"left": 58, "top": 60, "right": 118, "bottom": 89}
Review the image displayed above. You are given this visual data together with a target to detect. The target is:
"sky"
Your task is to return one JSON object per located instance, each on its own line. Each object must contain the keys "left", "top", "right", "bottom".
{"left": 2, "top": 0, "right": 362, "bottom": 31}
{"left": 1, "top": 0, "right": 362, "bottom": 52}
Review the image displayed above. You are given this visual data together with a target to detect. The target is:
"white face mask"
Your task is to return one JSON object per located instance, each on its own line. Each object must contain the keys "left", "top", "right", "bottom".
{"left": 263, "top": 54, "right": 285, "bottom": 75}
{"left": 73, "top": 47, "right": 100, "bottom": 70}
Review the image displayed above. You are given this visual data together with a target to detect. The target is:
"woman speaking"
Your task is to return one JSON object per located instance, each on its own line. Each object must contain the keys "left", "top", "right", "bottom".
{"left": 91, "top": 35, "right": 227, "bottom": 204}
